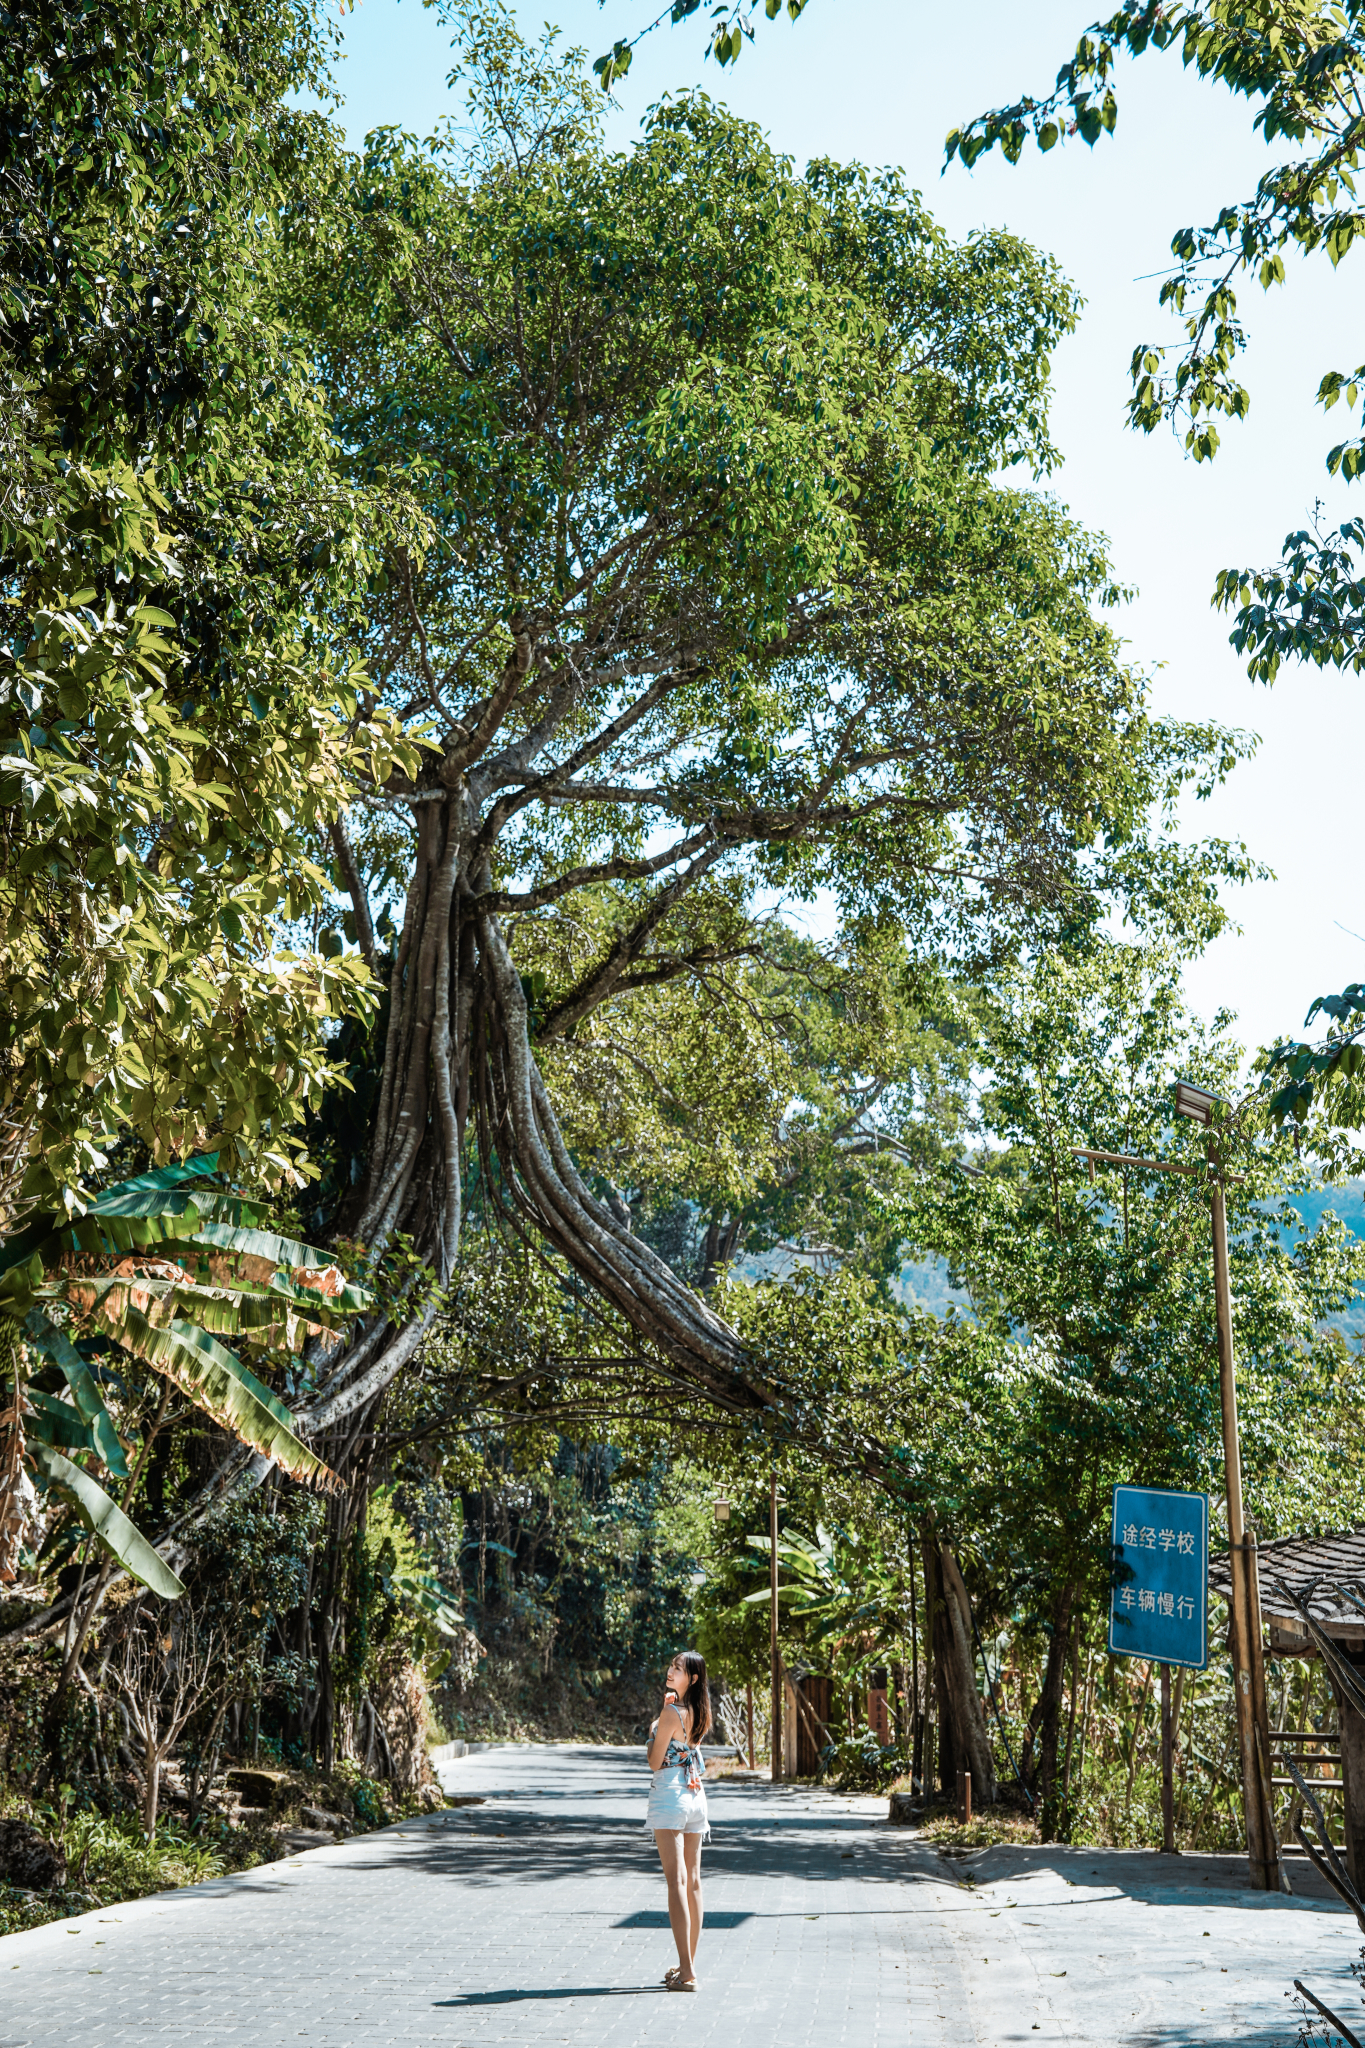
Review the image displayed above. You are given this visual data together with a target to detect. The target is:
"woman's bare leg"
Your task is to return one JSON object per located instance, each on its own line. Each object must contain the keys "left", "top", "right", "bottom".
{"left": 683, "top": 1831, "right": 704, "bottom": 1972}
{"left": 653, "top": 1830, "right": 691, "bottom": 1978}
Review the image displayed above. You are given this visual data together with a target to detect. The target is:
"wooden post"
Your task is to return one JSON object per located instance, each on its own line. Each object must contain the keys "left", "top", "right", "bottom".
{"left": 770, "top": 1470, "right": 781, "bottom": 1784}
{"left": 1245, "top": 1530, "right": 1283, "bottom": 1885}
{"left": 1211, "top": 1176, "right": 1280, "bottom": 1892}
{"left": 909, "top": 1535, "right": 921, "bottom": 1786}
{"left": 1330, "top": 1652, "right": 1365, "bottom": 1894}
{"left": 959, "top": 1768, "right": 972, "bottom": 1825}
{"left": 1062, "top": 1618, "right": 1082, "bottom": 1803}
{"left": 745, "top": 1682, "right": 755, "bottom": 1771}
{"left": 921, "top": 1529, "right": 937, "bottom": 1799}
{"left": 1160, "top": 1663, "right": 1175, "bottom": 1854}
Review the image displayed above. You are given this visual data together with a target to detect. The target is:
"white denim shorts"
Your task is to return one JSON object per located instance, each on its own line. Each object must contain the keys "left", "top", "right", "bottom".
{"left": 645, "top": 1767, "right": 710, "bottom": 1837}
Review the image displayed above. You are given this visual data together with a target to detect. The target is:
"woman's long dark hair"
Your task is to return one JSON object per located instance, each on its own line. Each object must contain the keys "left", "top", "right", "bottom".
{"left": 675, "top": 1650, "right": 712, "bottom": 1743}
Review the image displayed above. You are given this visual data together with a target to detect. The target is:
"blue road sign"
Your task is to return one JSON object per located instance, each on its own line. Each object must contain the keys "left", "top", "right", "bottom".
{"left": 1109, "top": 1484, "right": 1208, "bottom": 1669}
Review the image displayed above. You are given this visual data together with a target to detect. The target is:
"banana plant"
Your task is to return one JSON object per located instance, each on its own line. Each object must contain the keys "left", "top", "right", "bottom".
{"left": 0, "top": 1153, "right": 369, "bottom": 1599}
{"left": 742, "top": 1523, "right": 908, "bottom": 1674}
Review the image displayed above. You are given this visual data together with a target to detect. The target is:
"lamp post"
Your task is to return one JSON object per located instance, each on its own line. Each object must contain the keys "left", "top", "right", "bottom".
{"left": 1074, "top": 1082, "right": 1281, "bottom": 1892}
{"left": 1169, "top": 1082, "right": 1279, "bottom": 1892}
{"left": 770, "top": 1471, "right": 781, "bottom": 1783}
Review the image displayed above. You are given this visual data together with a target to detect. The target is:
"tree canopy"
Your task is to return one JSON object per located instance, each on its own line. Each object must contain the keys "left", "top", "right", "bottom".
{"left": 1, "top": 0, "right": 418, "bottom": 1216}
{"left": 283, "top": 1, "right": 1250, "bottom": 1450}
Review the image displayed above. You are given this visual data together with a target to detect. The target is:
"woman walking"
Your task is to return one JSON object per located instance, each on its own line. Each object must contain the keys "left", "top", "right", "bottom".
{"left": 646, "top": 1649, "right": 711, "bottom": 1991}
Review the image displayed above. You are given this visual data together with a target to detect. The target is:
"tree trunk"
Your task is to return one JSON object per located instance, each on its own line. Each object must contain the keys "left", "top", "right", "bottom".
{"left": 922, "top": 1530, "right": 996, "bottom": 1804}
{"left": 301, "top": 722, "right": 778, "bottom": 1446}
{"left": 1035, "top": 1583, "right": 1076, "bottom": 1840}
{"left": 143, "top": 1731, "right": 160, "bottom": 1839}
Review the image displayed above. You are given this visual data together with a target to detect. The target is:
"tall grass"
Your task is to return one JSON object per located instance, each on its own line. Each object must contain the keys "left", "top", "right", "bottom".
{"left": 0, "top": 1812, "right": 236, "bottom": 1939}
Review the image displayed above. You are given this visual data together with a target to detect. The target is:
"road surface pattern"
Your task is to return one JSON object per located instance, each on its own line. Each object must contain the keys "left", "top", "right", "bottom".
{"left": 0, "top": 1743, "right": 1360, "bottom": 2045}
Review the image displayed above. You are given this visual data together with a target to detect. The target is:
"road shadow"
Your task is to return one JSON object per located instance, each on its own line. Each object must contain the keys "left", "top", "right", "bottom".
{"left": 942, "top": 1841, "right": 1346, "bottom": 1913}
{"left": 615, "top": 1908, "right": 753, "bottom": 1927}
{"left": 434, "top": 1986, "right": 663, "bottom": 2005}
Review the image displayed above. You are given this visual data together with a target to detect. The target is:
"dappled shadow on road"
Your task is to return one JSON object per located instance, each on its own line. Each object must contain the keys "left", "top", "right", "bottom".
{"left": 944, "top": 1840, "right": 1344, "bottom": 1913}
{"left": 320, "top": 1812, "right": 951, "bottom": 1903}
{"left": 153, "top": 1746, "right": 1351, "bottom": 1948}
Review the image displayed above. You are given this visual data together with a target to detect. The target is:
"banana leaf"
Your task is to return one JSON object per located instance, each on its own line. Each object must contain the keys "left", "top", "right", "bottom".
{"left": 114, "top": 1308, "right": 337, "bottom": 1490}
{"left": 84, "top": 1155, "right": 220, "bottom": 1213}
{"left": 65, "top": 1271, "right": 353, "bottom": 1354}
{"left": 388, "top": 1569, "right": 465, "bottom": 1637}
{"left": 26, "top": 1388, "right": 97, "bottom": 1455}
{"left": 62, "top": 1209, "right": 206, "bottom": 1259}
{"left": 190, "top": 1221, "right": 345, "bottom": 1273}
{"left": 24, "top": 1309, "right": 131, "bottom": 1479}
{"left": 27, "top": 1441, "right": 184, "bottom": 1599}
{"left": 137, "top": 1252, "right": 369, "bottom": 1323}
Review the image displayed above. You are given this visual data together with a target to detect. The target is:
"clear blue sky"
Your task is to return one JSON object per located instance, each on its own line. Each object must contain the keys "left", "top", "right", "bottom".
{"left": 321, "top": 0, "right": 1365, "bottom": 1065}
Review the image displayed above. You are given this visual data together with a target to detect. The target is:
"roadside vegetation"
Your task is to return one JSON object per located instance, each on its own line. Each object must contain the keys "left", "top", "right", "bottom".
{"left": 3, "top": 0, "right": 1365, "bottom": 1969}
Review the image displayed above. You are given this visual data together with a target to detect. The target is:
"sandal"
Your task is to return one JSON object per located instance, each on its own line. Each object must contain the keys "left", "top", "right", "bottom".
{"left": 666, "top": 1976, "right": 698, "bottom": 1992}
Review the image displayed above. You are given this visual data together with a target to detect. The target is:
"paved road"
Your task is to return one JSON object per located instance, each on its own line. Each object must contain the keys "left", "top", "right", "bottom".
{"left": 0, "top": 1743, "right": 1360, "bottom": 2044}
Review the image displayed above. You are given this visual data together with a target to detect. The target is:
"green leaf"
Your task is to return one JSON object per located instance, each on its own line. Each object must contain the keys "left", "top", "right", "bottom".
{"left": 26, "top": 1388, "right": 97, "bottom": 1454}
{"left": 186, "top": 1220, "right": 351, "bottom": 1274}
{"left": 24, "top": 1309, "right": 130, "bottom": 1479}
{"left": 26, "top": 1441, "right": 184, "bottom": 1598}
{"left": 85, "top": 1153, "right": 219, "bottom": 1216}
{"left": 115, "top": 1308, "right": 337, "bottom": 1490}
{"left": 389, "top": 1568, "right": 465, "bottom": 1636}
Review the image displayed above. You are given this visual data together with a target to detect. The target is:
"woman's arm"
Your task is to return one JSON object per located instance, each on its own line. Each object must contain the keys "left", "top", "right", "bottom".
{"left": 647, "top": 1701, "right": 685, "bottom": 1769}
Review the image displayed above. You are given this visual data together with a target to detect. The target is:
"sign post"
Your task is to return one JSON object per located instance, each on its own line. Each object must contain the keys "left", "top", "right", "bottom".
{"left": 1160, "top": 1662, "right": 1175, "bottom": 1854}
{"left": 1109, "top": 1484, "right": 1209, "bottom": 1670}
{"left": 1111, "top": 1485, "right": 1207, "bottom": 1861}
{"left": 1079, "top": 1099, "right": 1283, "bottom": 1892}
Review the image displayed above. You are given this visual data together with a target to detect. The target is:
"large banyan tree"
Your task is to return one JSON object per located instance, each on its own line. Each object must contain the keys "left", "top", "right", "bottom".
{"left": 291, "top": 6, "right": 1239, "bottom": 1449}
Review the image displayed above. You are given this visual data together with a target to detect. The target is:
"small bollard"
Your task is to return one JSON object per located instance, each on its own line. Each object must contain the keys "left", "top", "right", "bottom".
{"left": 958, "top": 1769, "right": 972, "bottom": 1825}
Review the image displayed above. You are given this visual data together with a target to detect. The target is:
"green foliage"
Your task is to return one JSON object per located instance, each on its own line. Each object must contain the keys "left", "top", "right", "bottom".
{"left": 0, "top": 1808, "right": 229, "bottom": 1938}
{"left": 357, "top": 1486, "right": 467, "bottom": 1683}
{"left": 945, "top": 3, "right": 1365, "bottom": 679}
{"left": 896, "top": 946, "right": 1365, "bottom": 1599}
{"left": 186, "top": 1489, "right": 324, "bottom": 1703}
{"left": 1, "top": 1157, "right": 368, "bottom": 1597}
{"left": 0, "top": 0, "right": 424, "bottom": 1213}
{"left": 593, "top": 0, "right": 810, "bottom": 86}
{"left": 742, "top": 1523, "right": 908, "bottom": 1677}
{"left": 1214, "top": 515, "right": 1365, "bottom": 681}
{"left": 821, "top": 1732, "right": 906, "bottom": 1790}
{"left": 302, "top": 1, "right": 1251, "bottom": 1329}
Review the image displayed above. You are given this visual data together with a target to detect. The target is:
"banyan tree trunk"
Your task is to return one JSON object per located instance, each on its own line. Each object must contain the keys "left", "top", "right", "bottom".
{"left": 923, "top": 1531, "right": 997, "bottom": 1806}
{"left": 1034, "top": 1583, "right": 1076, "bottom": 1839}
{"left": 299, "top": 753, "right": 775, "bottom": 1441}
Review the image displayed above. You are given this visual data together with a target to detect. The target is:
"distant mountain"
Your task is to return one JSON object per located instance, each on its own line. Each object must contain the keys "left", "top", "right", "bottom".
{"left": 889, "top": 1182, "right": 1365, "bottom": 1344}
{"left": 1284, "top": 1181, "right": 1365, "bottom": 1240}
{"left": 738, "top": 1182, "right": 1365, "bottom": 1343}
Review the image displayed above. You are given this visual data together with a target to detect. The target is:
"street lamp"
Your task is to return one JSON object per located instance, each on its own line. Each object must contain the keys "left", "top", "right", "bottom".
{"left": 1173, "top": 1079, "right": 1216, "bottom": 1127}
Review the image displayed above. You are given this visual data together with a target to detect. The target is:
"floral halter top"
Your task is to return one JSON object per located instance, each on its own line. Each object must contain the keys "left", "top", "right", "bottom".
{"left": 653, "top": 1710, "right": 704, "bottom": 1792}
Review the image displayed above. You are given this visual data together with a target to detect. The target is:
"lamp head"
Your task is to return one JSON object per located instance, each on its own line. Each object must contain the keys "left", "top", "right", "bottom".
{"left": 712, "top": 1498, "right": 731, "bottom": 1523}
{"left": 1173, "top": 1079, "right": 1217, "bottom": 1127}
